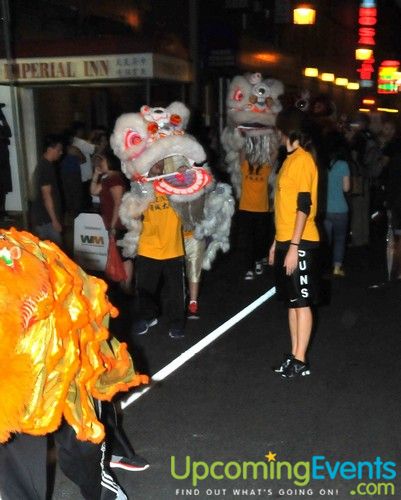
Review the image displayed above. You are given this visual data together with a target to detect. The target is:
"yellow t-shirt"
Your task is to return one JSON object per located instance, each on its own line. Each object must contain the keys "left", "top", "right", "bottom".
{"left": 137, "top": 194, "right": 184, "bottom": 259}
{"left": 239, "top": 160, "right": 271, "bottom": 212}
{"left": 274, "top": 147, "right": 319, "bottom": 242}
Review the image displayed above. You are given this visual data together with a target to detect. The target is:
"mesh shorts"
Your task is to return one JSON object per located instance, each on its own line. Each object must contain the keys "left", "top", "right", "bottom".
{"left": 274, "top": 247, "right": 321, "bottom": 308}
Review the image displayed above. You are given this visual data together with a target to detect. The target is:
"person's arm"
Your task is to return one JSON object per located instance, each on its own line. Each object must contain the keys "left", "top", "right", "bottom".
{"left": 284, "top": 189, "right": 311, "bottom": 275}
{"left": 268, "top": 239, "right": 276, "bottom": 266}
{"left": 343, "top": 161, "right": 351, "bottom": 193}
{"left": 74, "top": 137, "right": 95, "bottom": 156}
{"left": 109, "top": 184, "right": 124, "bottom": 232}
{"left": 343, "top": 175, "right": 351, "bottom": 193}
{"left": 41, "top": 185, "right": 62, "bottom": 232}
{"left": 90, "top": 169, "right": 102, "bottom": 196}
{"left": 284, "top": 209, "right": 308, "bottom": 275}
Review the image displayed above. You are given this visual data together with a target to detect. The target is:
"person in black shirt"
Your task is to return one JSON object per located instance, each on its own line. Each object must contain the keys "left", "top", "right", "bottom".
{"left": 0, "top": 104, "right": 12, "bottom": 219}
{"left": 31, "top": 135, "right": 64, "bottom": 245}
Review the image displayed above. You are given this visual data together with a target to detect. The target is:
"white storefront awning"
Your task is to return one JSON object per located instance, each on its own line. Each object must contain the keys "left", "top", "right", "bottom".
{"left": 0, "top": 52, "right": 192, "bottom": 84}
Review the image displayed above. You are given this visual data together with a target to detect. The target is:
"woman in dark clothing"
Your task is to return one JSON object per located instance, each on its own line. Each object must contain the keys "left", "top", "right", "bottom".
{"left": 0, "top": 105, "right": 12, "bottom": 218}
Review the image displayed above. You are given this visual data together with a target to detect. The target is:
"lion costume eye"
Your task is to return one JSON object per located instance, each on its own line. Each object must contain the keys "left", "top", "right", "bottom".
{"left": 147, "top": 122, "right": 159, "bottom": 134}
{"left": 124, "top": 130, "right": 143, "bottom": 149}
{"left": 233, "top": 88, "right": 244, "bottom": 102}
{"left": 252, "top": 83, "right": 270, "bottom": 98}
{"left": 170, "top": 114, "right": 182, "bottom": 126}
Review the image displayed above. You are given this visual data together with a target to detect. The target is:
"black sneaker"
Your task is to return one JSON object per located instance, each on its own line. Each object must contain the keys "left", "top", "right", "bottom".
{"left": 110, "top": 454, "right": 150, "bottom": 472}
{"left": 281, "top": 359, "right": 311, "bottom": 378}
{"left": 244, "top": 270, "right": 255, "bottom": 280}
{"left": 272, "top": 353, "right": 294, "bottom": 374}
{"left": 168, "top": 327, "right": 185, "bottom": 339}
{"left": 132, "top": 318, "right": 158, "bottom": 335}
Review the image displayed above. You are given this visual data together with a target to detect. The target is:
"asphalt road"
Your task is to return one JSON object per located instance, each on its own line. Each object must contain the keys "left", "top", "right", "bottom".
{"left": 52, "top": 242, "right": 401, "bottom": 500}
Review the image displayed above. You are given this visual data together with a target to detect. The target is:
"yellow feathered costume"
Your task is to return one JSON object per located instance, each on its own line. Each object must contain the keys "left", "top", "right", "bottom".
{"left": 0, "top": 228, "right": 148, "bottom": 444}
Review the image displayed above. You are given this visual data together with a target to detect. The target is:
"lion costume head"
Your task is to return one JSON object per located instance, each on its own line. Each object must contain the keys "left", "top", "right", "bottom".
{"left": 221, "top": 72, "right": 284, "bottom": 198}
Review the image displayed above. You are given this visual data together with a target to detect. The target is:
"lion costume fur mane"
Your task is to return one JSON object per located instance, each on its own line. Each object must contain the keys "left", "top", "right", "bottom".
{"left": 0, "top": 228, "right": 148, "bottom": 444}
{"left": 110, "top": 102, "right": 235, "bottom": 270}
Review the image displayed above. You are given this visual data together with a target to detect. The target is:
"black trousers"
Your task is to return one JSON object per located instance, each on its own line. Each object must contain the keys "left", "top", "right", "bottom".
{"left": 103, "top": 402, "right": 136, "bottom": 458}
{"left": 135, "top": 255, "right": 186, "bottom": 330}
{"left": 237, "top": 210, "right": 273, "bottom": 270}
{"left": 0, "top": 420, "right": 127, "bottom": 500}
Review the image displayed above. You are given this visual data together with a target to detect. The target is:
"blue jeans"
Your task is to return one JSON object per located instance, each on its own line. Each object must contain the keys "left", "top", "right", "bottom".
{"left": 34, "top": 223, "right": 63, "bottom": 246}
{"left": 324, "top": 212, "right": 349, "bottom": 266}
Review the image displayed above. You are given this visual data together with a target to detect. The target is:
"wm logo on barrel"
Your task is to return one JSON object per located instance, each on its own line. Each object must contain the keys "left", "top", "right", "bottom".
{"left": 80, "top": 235, "right": 104, "bottom": 246}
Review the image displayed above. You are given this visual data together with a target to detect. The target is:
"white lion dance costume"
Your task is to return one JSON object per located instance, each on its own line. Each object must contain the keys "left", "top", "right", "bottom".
{"left": 110, "top": 101, "right": 235, "bottom": 271}
{"left": 221, "top": 72, "right": 284, "bottom": 198}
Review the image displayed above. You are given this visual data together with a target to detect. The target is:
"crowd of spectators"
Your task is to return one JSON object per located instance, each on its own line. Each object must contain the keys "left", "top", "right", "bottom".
{"left": 29, "top": 99, "right": 401, "bottom": 290}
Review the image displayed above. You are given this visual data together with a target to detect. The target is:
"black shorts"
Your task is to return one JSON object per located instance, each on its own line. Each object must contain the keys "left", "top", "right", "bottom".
{"left": 274, "top": 246, "right": 321, "bottom": 308}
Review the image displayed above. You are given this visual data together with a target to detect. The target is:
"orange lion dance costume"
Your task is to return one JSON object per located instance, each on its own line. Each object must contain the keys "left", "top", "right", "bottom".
{"left": 0, "top": 227, "right": 148, "bottom": 445}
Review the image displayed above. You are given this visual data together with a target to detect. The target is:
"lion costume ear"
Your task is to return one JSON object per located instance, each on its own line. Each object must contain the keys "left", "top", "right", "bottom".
{"left": 265, "top": 79, "right": 284, "bottom": 100}
{"left": 167, "top": 102, "right": 190, "bottom": 130}
{"left": 140, "top": 105, "right": 151, "bottom": 116}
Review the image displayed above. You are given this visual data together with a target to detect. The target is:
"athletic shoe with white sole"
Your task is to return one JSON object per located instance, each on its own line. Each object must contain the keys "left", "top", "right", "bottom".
{"left": 132, "top": 318, "right": 158, "bottom": 336}
{"left": 281, "top": 359, "right": 311, "bottom": 378}
{"left": 110, "top": 454, "right": 150, "bottom": 472}
{"left": 244, "top": 270, "right": 255, "bottom": 280}
{"left": 272, "top": 353, "right": 294, "bottom": 374}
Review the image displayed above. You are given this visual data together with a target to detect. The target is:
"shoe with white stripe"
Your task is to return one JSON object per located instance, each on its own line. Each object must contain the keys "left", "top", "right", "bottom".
{"left": 110, "top": 454, "right": 150, "bottom": 472}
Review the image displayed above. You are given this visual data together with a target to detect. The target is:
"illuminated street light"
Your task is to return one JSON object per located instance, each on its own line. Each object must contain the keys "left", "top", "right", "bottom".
{"left": 347, "top": 82, "right": 360, "bottom": 90}
{"left": 321, "top": 73, "right": 335, "bottom": 82}
{"left": 293, "top": 4, "right": 316, "bottom": 25}
{"left": 355, "top": 48, "right": 373, "bottom": 61}
{"left": 335, "top": 77, "right": 349, "bottom": 86}
{"left": 304, "top": 67, "right": 318, "bottom": 77}
{"left": 377, "top": 108, "right": 399, "bottom": 113}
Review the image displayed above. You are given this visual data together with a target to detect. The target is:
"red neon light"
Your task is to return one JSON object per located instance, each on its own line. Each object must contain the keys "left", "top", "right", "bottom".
{"left": 358, "top": 27, "right": 376, "bottom": 45}
{"left": 358, "top": 58, "right": 375, "bottom": 80}
{"left": 358, "top": 68, "right": 374, "bottom": 80}
{"left": 381, "top": 60, "right": 400, "bottom": 67}
{"left": 359, "top": 7, "right": 377, "bottom": 26}
{"left": 358, "top": 3, "right": 377, "bottom": 83}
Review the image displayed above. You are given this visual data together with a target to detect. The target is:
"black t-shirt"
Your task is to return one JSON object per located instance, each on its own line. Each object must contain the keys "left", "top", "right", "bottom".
{"left": 31, "top": 158, "right": 62, "bottom": 225}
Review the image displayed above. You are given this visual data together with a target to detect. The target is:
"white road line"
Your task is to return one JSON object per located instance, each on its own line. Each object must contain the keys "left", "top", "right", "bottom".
{"left": 121, "top": 286, "right": 276, "bottom": 410}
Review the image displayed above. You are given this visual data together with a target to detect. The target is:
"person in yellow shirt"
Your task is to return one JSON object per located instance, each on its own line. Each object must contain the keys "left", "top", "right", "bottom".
{"left": 238, "top": 154, "right": 273, "bottom": 280}
{"left": 268, "top": 107, "right": 320, "bottom": 378}
{"left": 132, "top": 162, "right": 186, "bottom": 339}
